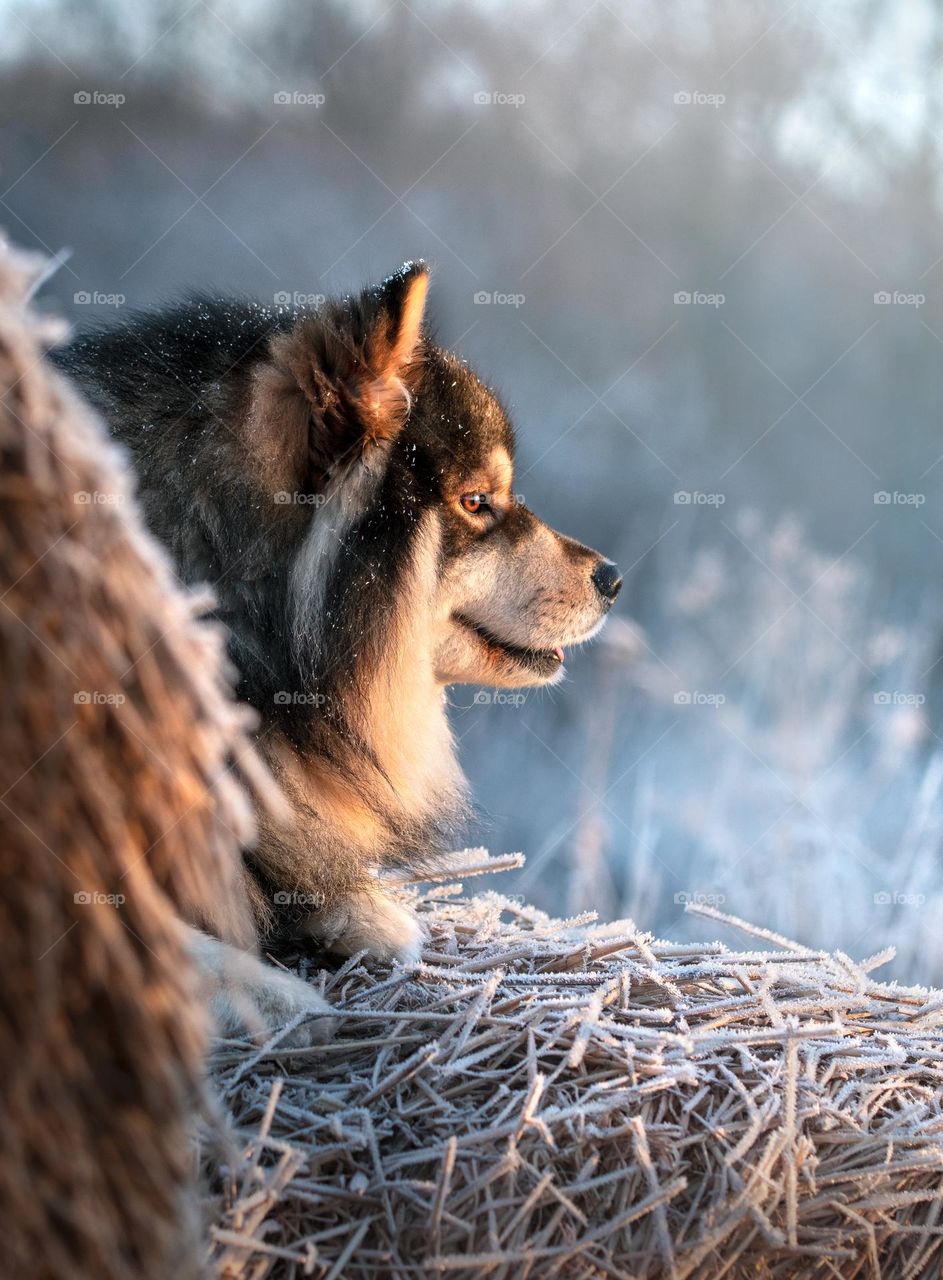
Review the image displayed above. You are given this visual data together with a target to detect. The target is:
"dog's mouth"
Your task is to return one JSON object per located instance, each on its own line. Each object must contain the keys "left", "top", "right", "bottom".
{"left": 453, "top": 614, "right": 565, "bottom": 678}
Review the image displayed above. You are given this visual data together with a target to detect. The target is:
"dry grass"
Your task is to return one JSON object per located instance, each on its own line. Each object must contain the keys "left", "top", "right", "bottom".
{"left": 0, "top": 238, "right": 266, "bottom": 1280}
{"left": 204, "top": 853, "right": 943, "bottom": 1280}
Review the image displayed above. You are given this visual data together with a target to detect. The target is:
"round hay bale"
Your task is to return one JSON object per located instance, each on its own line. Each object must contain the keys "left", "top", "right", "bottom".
{"left": 0, "top": 240, "right": 266, "bottom": 1279}
{"left": 207, "top": 858, "right": 943, "bottom": 1279}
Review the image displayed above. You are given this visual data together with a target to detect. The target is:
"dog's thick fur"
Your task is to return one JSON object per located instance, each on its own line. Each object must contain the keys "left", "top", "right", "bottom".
{"left": 55, "top": 263, "right": 620, "bottom": 964}
{"left": 0, "top": 242, "right": 332, "bottom": 1279}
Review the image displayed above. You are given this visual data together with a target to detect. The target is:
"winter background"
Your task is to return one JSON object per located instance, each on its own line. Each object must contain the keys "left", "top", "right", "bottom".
{"left": 4, "top": 0, "right": 943, "bottom": 979}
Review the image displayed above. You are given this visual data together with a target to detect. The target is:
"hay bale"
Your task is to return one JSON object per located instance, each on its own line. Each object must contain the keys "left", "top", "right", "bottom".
{"left": 207, "top": 855, "right": 943, "bottom": 1279}
{"left": 0, "top": 240, "right": 267, "bottom": 1279}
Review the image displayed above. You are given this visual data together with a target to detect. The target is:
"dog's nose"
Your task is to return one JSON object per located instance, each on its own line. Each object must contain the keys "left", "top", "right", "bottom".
{"left": 592, "top": 559, "right": 623, "bottom": 603}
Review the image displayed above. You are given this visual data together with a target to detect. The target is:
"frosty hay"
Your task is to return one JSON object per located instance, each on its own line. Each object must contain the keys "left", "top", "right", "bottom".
{"left": 207, "top": 869, "right": 943, "bottom": 1279}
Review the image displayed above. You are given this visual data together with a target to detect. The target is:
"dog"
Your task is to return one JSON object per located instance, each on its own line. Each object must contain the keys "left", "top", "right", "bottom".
{"left": 53, "top": 262, "right": 622, "bottom": 1024}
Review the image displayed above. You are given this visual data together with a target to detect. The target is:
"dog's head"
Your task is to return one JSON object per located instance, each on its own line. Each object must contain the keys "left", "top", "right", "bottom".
{"left": 254, "top": 262, "right": 621, "bottom": 690}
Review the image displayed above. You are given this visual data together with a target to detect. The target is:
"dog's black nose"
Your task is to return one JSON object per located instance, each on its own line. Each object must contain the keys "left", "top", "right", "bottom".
{"left": 592, "top": 559, "right": 623, "bottom": 602}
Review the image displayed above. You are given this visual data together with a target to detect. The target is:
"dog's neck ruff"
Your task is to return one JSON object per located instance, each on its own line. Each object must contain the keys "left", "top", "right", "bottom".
{"left": 288, "top": 498, "right": 468, "bottom": 872}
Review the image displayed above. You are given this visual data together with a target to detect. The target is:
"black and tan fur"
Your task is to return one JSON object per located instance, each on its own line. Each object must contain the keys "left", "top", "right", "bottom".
{"left": 54, "top": 262, "right": 622, "bottom": 972}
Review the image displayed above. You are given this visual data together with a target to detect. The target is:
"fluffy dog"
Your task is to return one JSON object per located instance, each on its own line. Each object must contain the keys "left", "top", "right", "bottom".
{"left": 55, "top": 262, "right": 622, "bottom": 975}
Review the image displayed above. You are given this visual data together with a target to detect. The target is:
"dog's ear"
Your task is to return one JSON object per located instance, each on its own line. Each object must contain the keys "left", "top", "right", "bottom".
{"left": 262, "top": 262, "right": 429, "bottom": 487}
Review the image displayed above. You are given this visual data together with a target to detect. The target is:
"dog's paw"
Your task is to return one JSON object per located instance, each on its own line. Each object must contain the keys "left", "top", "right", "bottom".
{"left": 306, "top": 891, "right": 427, "bottom": 964}
{"left": 188, "top": 928, "right": 336, "bottom": 1048}
{"left": 249, "top": 965, "right": 336, "bottom": 1048}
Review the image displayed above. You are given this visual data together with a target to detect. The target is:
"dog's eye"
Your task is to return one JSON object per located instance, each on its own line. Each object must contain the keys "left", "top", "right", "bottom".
{"left": 460, "top": 493, "right": 491, "bottom": 515}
